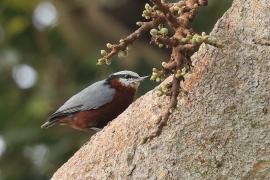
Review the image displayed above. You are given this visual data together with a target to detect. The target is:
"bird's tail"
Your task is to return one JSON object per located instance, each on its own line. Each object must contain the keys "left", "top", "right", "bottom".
{"left": 41, "top": 120, "right": 57, "bottom": 129}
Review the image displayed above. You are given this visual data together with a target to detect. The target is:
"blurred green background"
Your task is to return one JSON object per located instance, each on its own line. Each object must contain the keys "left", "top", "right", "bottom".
{"left": 0, "top": 0, "right": 232, "bottom": 179}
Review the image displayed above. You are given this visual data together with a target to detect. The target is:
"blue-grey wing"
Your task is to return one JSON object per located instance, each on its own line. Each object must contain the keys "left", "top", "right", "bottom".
{"left": 49, "top": 80, "right": 115, "bottom": 119}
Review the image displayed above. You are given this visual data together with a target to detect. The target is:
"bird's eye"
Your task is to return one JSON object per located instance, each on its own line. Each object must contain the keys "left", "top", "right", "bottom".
{"left": 124, "top": 74, "right": 131, "bottom": 79}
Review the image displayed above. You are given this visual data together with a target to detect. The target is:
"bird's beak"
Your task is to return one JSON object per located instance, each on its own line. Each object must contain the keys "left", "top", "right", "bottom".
{"left": 138, "top": 75, "right": 149, "bottom": 81}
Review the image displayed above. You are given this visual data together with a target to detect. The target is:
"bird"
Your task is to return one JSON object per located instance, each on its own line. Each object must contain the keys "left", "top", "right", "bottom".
{"left": 41, "top": 70, "right": 148, "bottom": 131}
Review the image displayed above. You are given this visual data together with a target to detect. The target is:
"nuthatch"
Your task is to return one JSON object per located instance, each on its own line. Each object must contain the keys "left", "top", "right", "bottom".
{"left": 41, "top": 70, "right": 148, "bottom": 131}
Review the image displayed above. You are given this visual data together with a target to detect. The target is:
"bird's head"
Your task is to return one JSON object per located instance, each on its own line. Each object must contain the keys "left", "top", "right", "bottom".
{"left": 106, "top": 70, "right": 148, "bottom": 90}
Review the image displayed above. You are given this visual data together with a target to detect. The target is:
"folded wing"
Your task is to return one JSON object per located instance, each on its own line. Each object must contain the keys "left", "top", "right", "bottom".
{"left": 41, "top": 80, "right": 115, "bottom": 128}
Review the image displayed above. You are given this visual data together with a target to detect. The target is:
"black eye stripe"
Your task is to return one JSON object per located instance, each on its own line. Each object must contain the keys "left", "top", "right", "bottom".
{"left": 118, "top": 74, "right": 137, "bottom": 79}
{"left": 106, "top": 74, "right": 138, "bottom": 84}
{"left": 125, "top": 75, "right": 132, "bottom": 78}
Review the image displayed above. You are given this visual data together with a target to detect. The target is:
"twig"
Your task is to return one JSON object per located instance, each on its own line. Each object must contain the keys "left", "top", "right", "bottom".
{"left": 98, "top": 0, "right": 223, "bottom": 143}
{"left": 151, "top": 0, "right": 180, "bottom": 28}
{"left": 152, "top": 36, "right": 179, "bottom": 47}
{"left": 109, "top": 17, "right": 165, "bottom": 59}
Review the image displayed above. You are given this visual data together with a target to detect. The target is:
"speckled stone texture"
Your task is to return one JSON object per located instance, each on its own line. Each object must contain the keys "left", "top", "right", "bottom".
{"left": 52, "top": 0, "right": 270, "bottom": 179}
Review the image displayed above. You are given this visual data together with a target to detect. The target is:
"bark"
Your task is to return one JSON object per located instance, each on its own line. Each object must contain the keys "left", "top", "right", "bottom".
{"left": 52, "top": 0, "right": 270, "bottom": 179}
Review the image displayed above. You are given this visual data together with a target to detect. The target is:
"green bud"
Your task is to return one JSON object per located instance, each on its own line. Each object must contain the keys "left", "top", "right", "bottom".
{"left": 193, "top": 34, "right": 199, "bottom": 40}
{"left": 97, "top": 58, "right": 105, "bottom": 65}
{"left": 186, "top": 35, "right": 192, "bottom": 40}
{"left": 145, "top": 3, "right": 151, "bottom": 10}
{"left": 145, "top": 16, "right": 150, "bottom": 20}
{"left": 191, "top": 38, "right": 196, "bottom": 44}
{"left": 175, "top": 73, "right": 181, "bottom": 78}
{"left": 152, "top": 68, "right": 158, "bottom": 72}
{"left": 161, "top": 62, "right": 167, "bottom": 67}
{"left": 118, "top": 50, "right": 127, "bottom": 58}
{"left": 106, "top": 43, "right": 113, "bottom": 49}
{"left": 162, "top": 86, "right": 168, "bottom": 93}
{"left": 156, "top": 77, "right": 161, "bottom": 82}
{"left": 157, "top": 91, "right": 163, "bottom": 97}
{"left": 181, "top": 69, "right": 186, "bottom": 76}
{"left": 100, "top": 50, "right": 107, "bottom": 56}
{"left": 181, "top": 38, "right": 188, "bottom": 43}
{"left": 202, "top": 35, "right": 209, "bottom": 41}
{"left": 152, "top": 72, "right": 158, "bottom": 76}
{"left": 184, "top": 64, "right": 190, "bottom": 70}
{"left": 150, "top": 29, "right": 158, "bottom": 36}
{"left": 96, "top": 62, "right": 102, "bottom": 65}
{"left": 173, "top": 6, "right": 180, "bottom": 11}
{"left": 106, "top": 59, "right": 111, "bottom": 65}
{"left": 201, "top": 32, "right": 206, "bottom": 36}
{"left": 195, "top": 36, "right": 203, "bottom": 44}
{"left": 175, "top": 70, "right": 182, "bottom": 78}
{"left": 142, "top": 10, "right": 147, "bottom": 15}
{"left": 150, "top": 76, "right": 156, "bottom": 81}
{"left": 159, "top": 28, "right": 169, "bottom": 35}
{"left": 136, "top": 22, "right": 143, "bottom": 26}
{"left": 158, "top": 44, "right": 164, "bottom": 48}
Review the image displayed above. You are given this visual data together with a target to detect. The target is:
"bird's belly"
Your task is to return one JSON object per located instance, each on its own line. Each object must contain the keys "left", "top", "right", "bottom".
{"left": 64, "top": 94, "right": 134, "bottom": 131}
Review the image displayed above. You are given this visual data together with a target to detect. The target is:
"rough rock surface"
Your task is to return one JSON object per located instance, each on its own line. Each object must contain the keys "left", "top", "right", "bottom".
{"left": 52, "top": 0, "right": 270, "bottom": 179}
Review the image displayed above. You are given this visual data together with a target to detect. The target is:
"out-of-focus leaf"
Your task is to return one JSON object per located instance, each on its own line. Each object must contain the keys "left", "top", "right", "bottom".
{"left": 26, "top": 95, "right": 51, "bottom": 119}
{"left": 5, "top": 16, "right": 29, "bottom": 37}
{"left": 4, "top": 0, "right": 37, "bottom": 11}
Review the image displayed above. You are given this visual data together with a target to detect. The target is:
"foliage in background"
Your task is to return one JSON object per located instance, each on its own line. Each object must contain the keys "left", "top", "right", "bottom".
{"left": 0, "top": 0, "right": 231, "bottom": 179}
